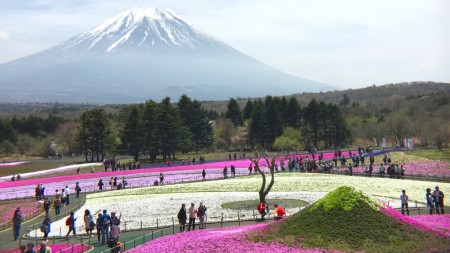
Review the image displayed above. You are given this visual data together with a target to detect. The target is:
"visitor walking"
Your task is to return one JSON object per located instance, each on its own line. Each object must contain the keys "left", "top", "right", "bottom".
{"left": 98, "top": 179, "right": 104, "bottom": 191}
{"left": 66, "top": 212, "right": 77, "bottom": 237}
{"left": 177, "top": 204, "right": 187, "bottom": 232}
{"left": 188, "top": 203, "right": 197, "bottom": 231}
{"left": 425, "top": 188, "right": 435, "bottom": 215}
{"left": 84, "top": 209, "right": 94, "bottom": 237}
{"left": 64, "top": 186, "right": 70, "bottom": 205}
{"left": 159, "top": 173, "right": 164, "bottom": 185}
{"left": 75, "top": 182, "right": 81, "bottom": 198}
{"left": 12, "top": 207, "right": 23, "bottom": 241}
{"left": 43, "top": 197, "right": 51, "bottom": 216}
{"left": 433, "top": 186, "right": 445, "bottom": 214}
{"left": 41, "top": 215, "right": 51, "bottom": 241}
{"left": 53, "top": 193, "right": 62, "bottom": 215}
{"left": 202, "top": 169, "right": 206, "bottom": 180}
{"left": 198, "top": 202, "right": 207, "bottom": 229}
{"left": 99, "top": 210, "right": 112, "bottom": 245}
{"left": 400, "top": 190, "right": 409, "bottom": 215}
{"left": 96, "top": 213, "right": 102, "bottom": 242}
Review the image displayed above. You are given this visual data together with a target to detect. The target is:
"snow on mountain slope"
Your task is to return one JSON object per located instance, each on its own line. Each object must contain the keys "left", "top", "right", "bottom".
{"left": 57, "top": 8, "right": 228, "bottom": 55}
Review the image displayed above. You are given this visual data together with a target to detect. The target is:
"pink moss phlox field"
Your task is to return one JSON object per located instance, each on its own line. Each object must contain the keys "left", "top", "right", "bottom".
{"left": 1, "top": 243, "right": 90, "bottom": 253}
{"left": 409, "top": 214, "right": 450, "bottom": 237}
{"left": 126, "top": 224, "right": 345, "bottom": 253}
{"left": 0, "top": 151, "right": 354, "bottom": 189}
{"left": 403, "top": 161, "right": 450, "bottom": 177}
{"left": 0, "top": 200, "right": 40, "bottom": 225}
{"left": 380, "top": 206, "right": 450, "bottom": 238}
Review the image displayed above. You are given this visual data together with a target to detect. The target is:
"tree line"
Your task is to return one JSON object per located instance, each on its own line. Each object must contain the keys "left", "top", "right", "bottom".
{"left": 223, "top": 96, "right": 352, "bottom": 151}
{"left": 74, "top": 95, "right": 214, "bottom": 162}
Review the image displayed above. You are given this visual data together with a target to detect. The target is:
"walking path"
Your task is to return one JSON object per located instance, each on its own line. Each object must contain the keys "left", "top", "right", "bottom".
{"left": 0, "top": 193, "right": 86, "bottom": 251}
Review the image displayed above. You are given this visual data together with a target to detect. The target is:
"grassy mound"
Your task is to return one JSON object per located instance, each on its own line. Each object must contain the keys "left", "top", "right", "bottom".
{"left": 249, "top": 186, "right": 450, "bottom": 253}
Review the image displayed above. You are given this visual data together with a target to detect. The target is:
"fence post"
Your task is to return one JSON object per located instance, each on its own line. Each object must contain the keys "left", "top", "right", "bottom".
{"left": 161, "top": 229, "right": 163, "bottom": 237}
{"left": 143, "top": 234, "right": 146, "bottom": 244}
{"left": 172, "top": 217, "right": 175, "bottom": 234}
{"left": 238, "top": 211, "right": 241, "bottom": 226}
{"left": 152, "top": 230, "right": 154, "bottom": 240}
{"left": 134, "top": 238, "right": 136, "bottom": 248}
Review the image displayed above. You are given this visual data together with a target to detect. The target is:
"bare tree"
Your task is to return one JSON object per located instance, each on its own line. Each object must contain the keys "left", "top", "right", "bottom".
{"left": 250, "top": 155, "right": 276, "bottom": 203}
{"left": 54, "top": 121, "right": 78, "bottom": 155}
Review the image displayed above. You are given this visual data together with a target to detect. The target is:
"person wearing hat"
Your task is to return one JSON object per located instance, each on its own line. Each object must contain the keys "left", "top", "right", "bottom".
{"left": 177, "top": 204, "right": 187, "bottom": 232}
{"left": 198, "top": 202, "right": 207, "bottom": 229}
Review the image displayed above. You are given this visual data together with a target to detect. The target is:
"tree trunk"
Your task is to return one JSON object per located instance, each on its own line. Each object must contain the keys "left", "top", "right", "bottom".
{"left": 251, "top": 157, "right": 276, "bottom": 203}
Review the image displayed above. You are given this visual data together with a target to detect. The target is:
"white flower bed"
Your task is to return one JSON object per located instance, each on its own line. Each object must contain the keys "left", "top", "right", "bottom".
{"left": 114, "top": 174, "right": 448, "bottom": 203}
{"left": 29, "top": 191, "right": 324, "bottom": 237}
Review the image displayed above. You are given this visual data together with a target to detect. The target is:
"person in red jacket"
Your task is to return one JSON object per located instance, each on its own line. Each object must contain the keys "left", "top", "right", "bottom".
{"left": 274, "top": 204, "right": 286, "bottom": 221}
{"left": 257, "top": 200, "right": 267, "bottom": 220}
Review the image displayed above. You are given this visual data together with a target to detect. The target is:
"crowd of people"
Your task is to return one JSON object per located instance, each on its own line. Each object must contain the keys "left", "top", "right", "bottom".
{"left": 177, "top": 202, "right": 208, "bottom": 232}
{"left": 400, "top": 186, "right": 445, "bottom": 216}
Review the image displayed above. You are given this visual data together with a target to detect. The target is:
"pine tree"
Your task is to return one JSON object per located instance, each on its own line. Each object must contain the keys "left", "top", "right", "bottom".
{"left": 225, "top": 98, "right": 244, "bottom": 126}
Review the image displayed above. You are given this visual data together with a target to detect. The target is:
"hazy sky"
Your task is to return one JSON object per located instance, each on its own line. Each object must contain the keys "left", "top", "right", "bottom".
{"left": 0, "top": 0, "right": 449, "bottom": 89}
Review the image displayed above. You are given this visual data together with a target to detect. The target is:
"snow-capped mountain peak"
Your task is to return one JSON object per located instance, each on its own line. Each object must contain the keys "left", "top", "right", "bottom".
{"left": 59, "top": 7, "right": 222, "bottom": 55}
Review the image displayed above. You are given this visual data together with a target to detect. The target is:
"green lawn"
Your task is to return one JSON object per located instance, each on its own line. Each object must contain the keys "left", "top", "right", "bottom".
{"left": 407, "top": 149, "right": 450, "bottom": 162}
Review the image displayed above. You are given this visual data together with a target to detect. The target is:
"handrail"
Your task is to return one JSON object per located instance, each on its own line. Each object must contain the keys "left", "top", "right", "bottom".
{"left": 97, "top": 214, "right": 289, "bottom": 253}
{"left": 25, "top": 197, "right": 86, "bottom": 238}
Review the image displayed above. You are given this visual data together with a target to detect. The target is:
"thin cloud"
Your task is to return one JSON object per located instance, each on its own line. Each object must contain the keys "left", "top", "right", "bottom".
{"left": 0, "top": 31, "right": 11, "bottom": 40}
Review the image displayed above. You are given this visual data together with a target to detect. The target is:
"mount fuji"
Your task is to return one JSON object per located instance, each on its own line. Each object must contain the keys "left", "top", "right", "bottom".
{"left": 0, "top": 8, "right": 335, "bottom": 103}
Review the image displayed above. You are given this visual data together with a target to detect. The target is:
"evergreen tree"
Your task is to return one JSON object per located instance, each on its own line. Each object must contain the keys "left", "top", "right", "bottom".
{"left": 243, "top": 100, "right": 254, "bottom": 121}
{"left": 249, "top": 100, "right": 267, "bottom": 148}
{"left": 286, "top": 97, "right": 301, "bottom": 128}
{"left": 265, "top": 96, "right": 283, "bottom": 147}
{"left": 155, "top": 97, "right": 189, "bottom": 160}
{"left": 120, "top": 106, "right": 144, "bottom": 161}
{"left": 0, "top": 119, "right": 17, "bottom": 144}
{"left": 142, "top": 100, "right": 158, "bottom": 162}
{"left": 225, "top": 98, "right": 243, "bottom": 126}
{"left": 177, "top": 95, "right": 213, "bottom": 153}
{"left": 75, "top": 109, "right": 112, "bottom": 162}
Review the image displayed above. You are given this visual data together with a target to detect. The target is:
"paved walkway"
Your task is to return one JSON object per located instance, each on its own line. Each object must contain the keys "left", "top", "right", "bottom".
{"left": 0, "top": 193, "right": 87, "bottom": 251}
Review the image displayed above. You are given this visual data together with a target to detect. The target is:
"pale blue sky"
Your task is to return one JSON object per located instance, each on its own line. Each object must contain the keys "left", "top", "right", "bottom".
{"left": 0, "top": 0, "right": 449, "bottom": 89}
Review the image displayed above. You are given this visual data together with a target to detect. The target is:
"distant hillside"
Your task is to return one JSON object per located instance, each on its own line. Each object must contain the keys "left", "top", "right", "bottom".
{"left": 0, "top": 81, "right": 448, "bottom": 116}
{"left": 201, "top": 81, "right": 450, "bottom": 112}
